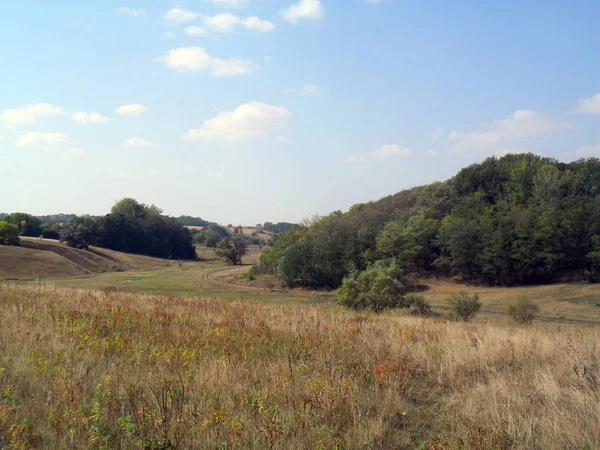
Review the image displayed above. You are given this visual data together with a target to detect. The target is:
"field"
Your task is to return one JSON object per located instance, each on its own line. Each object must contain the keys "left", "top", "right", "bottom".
{"left": 1, "top": 283, "right": 599, "bottom": 449}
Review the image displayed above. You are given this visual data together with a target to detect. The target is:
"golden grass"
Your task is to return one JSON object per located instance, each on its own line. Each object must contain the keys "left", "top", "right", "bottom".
{"left": 1, "top": 284, "right": 598, "bottom": 449}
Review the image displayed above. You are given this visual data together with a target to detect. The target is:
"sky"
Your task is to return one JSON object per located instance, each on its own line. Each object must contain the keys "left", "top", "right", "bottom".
{"left": 1, "top": 0, "right": 599, "bottom": 225}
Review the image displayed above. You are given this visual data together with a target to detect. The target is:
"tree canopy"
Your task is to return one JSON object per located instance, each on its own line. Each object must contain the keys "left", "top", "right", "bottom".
{"left": 256, "top": 153, "right": 600, "bottom": 287}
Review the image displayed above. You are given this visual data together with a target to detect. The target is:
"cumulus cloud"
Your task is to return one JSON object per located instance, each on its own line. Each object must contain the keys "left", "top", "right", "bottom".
{"left": 576, "top": 93, "right": 600, "bottom": 115}
{"left": 119, "top": 7, "right": 145, "bottom": 17}
{"left": 280, "top": 0, "right": 325, "bottom": 23}
{"left": 72, "top": 112, "right": 110, "bottom": 124}
{"left": 164, "top": 8, "right": 200, "bottom": 24}
{"left": 1, "top": 103, "right": 63, "bottom": 126}
{"left": 576, "top": 143, "right": 600, "bottom": 156}
{"left": 299, "top": 84, "right": 318, "bottom": 95}
{"left": 241, "top": 16, "right": 275, "bottom": 32}
{"left": 157, "top": 47, "right": 255, "bottom": 77}
{"left": 185, "top": 101, "right": 291, "bottom": 142}
{"left": 429, "top": 126, "right": 444, "bottom": 141}
{"left": 448, "top": 110, "right": 571, "bottom": 153}
{"left": 116, "top": 104, "right": 148, "bottom": 116}
{"left": 344, "top": 144, "right": 414, "bottom": 164}
{"left": 61, "top": 148, "right": 86, "bottom": 160}
{"left": 17, "top": 132, "right": 69, "bottom": 147}
{"left": 124, "top": 137, "right": 153, "bottom": 148}
{"left": 184, "top": 26, "right": 209, "bottom": 37}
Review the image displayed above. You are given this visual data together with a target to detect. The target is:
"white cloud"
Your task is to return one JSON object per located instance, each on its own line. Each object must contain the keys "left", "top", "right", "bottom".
{"left": 1, "top": 103, "right": 63, "bottom": 126}
{"left": 241, "top": 16, "right": 275, "bottom": 32}
{"left": 206, "top": 171, "right": 225, "bottom": 177}
{"left": 163, "top": 32, "right": 176, "bottom": 39}
{"left": 61, "top": 148, "right": 85, "bottom": 160}
{"left": 119, "top": 7, "right": 145, "bottom": 17}
{"left": 207, "top": 0, "right": 248, "bottom": 6}
{"left": 72, "top": 112, "right": 110, "bottom": 124}
{"left": 372, "top": 144, "right": 414, "bottom": 158}
{"left": 276, "top": 136, "right": 291, "bottom": 143}
{"left": 124, "top": 137, "right": 153, "bottom": 148}
{"left": 116, "top": 104, "right": 148, "bottom": 116}
{"left": 576, "top": 143, "right": 600, "bottom": 156}
{"left": 17, "top": 132, "right": 69, "bottom": 147}
{"left": 164, "top": 8, "right": 200, "bottom": 24}
{"left": 448, "top": 110, "right": 571, "bottom": 153}
{"left": 280, "top": 0, "right": 325, "bottom": 23}
{"left": 299, "top": 84, "right": 318, "bottom": 95}
{"left": 203, "top": 13, "right": 241, "bottom": 32}
{"left": 185, "top": 101, "right": 291, "bottom": 142}
{"left": 157, "top": 47, "right": 255, "bottom": 77}
{"left": 429, "top": 126, "right": 444, "bottom": 141}
{"left": 576, "top": 93, "right": 600, "bottom": 115}
{"left": 344, "top": 144, "right": 414, "bottom": 164}
{"left": 424, "top": 150, "right": 441, "bottom": 157}
{"left": 184, "top": 26, "right": 209, "bottom": 37}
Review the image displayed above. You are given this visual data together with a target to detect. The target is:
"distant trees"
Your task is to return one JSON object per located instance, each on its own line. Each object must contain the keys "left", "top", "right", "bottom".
{"left": 254, "top": 154, "right": 600, "bottom": 289}
{"left": 0, "top": 222, "right": 20, "bottom": 246}
{"left": 215, "top": 236, "right": 247, "bottom": 265}
{"left": 176, "top": 215, "right": 209, "bottom": 227}
{"left": 4, "top": 213, "right": 42, "bottom": 237}
{"left": 57, "top": 199, "right": 196, "bottom": 259}
{"left": 192, "top": 224, "right": 230, "bottom": 248}
{"left": 262, "top": 222, "right": 296, "bottom": 234}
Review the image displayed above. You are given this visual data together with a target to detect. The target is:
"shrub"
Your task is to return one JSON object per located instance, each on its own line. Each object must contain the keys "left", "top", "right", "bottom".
{"left": 507, "top": 294, "right": 540, "bottom": 324}
{"left": 406, "top": 294, "right": 433, "bottom": 316}
{"left": 335, "top": 260, "right": 410, "bottom": 313}
{"left": 0, "top": 221, "right": 20, "bottom": 246}
{"left": 448, "top": 291, "right": 482, "bottom": 322}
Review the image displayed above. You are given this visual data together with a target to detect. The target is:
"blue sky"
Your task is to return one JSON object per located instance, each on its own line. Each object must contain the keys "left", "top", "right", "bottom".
{"left": 1, "top": 0, "right": 599, "bottom": 224}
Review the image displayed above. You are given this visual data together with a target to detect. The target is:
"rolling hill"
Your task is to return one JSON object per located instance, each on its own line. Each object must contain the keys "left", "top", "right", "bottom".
{"left": 0, "top": 237, "right": 169, "bottom": 280}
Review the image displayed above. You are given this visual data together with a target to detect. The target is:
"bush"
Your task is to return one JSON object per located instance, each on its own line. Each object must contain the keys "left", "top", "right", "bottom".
{"left": 0, "top": 221, "right": 20, "bottom": 246}
{"left": 216, "top": 236, "right": 247, "bottom": 265}
{"left": 406, "top": 294, "right": 433, "bottom": 316}
{"left": 507, "top": 294, "right": 540, "bottom": 324}
{"left": 335, "top": 260, "right": 410, "bottom": 313}
{"left": 448, "top": 291, "right": 482, "bottom": 322}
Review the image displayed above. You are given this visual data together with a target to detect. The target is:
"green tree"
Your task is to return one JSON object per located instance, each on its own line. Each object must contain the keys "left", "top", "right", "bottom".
{"left": 216, "top": 236, "right": 247, "bottom": 265}
{"left": 448, "top": 292, "right": 482, "bottom": 322}
{"left": 0, "top": 221, "right": 20, "bottom": 246}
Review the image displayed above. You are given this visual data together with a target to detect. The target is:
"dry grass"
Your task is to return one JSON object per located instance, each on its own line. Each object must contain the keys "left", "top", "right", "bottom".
{"left": 0, "top": 238, "right": 169, "bottom": 281}
{"left": 1, "top": 284, "right": 598, "bottom": 449}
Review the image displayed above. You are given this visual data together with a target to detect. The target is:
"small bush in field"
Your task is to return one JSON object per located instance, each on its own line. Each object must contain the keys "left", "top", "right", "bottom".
{"left": 508, "top": 294, "right": 539, "bottom": 324}
{"left": 405, "top": 294, "right": 433, "bottom": 316}
{"left": 448, "top": 291, "right": 482, "bottom": 322}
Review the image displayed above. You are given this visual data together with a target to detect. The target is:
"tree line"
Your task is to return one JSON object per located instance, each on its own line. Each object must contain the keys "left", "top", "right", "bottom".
{"left": 254, "top": 153, "right": 600, "bottom": 289}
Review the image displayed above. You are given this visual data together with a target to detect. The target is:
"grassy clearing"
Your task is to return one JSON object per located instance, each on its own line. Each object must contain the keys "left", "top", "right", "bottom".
{"left": 1, "top": 283, "right": 599, "bottom": 449}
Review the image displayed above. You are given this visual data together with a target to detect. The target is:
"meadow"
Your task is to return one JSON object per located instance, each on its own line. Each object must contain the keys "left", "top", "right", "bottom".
{"left": 1, "top": 283, "right": 599, "bottom": 449}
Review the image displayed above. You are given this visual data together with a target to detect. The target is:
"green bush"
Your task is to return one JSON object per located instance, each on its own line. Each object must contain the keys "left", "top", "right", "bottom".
{"left": 507, "top": 294, "right": 540, "bottom": 324}
{"left": 0, "top": 221, "right": 20, "bottom": 246}
{"left": 335, "top": 260, "right": 409, "bottom": 313}
{"left": 448, "top": 291, "right": 482, "bottom": 322}
{"left": 405, "top": 294, "right": 433, "bottom": 316}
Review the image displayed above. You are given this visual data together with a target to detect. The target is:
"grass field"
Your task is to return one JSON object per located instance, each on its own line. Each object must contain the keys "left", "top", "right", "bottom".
{"left": 1, "top": 283, "right": 599, "bottom": 449}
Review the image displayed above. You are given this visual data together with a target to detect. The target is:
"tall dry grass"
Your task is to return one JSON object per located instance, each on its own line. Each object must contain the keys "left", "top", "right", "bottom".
{"left": 0, "top": 283, "right": 598, "bottom": 449}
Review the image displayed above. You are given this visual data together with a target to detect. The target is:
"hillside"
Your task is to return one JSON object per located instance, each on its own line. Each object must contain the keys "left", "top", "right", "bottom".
{"left": 0, "top": 237, "right": 168, "bottom": 280}
{"left": 1, "top": 283, "right": 598, "bottom": 448}
{"left": 258, "top": 154, "right": 600, "bottom": 289}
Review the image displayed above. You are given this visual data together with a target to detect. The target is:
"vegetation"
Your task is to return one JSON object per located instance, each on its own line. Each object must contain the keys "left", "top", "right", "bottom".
{"left": 58, "top": 198, "right": 196, "bottom": 259}
{"left": 0, "top": 221, "right": 20, "bottom": 246}
{"left": 261, "top": 221, "right": 296, "bottom": 234}
{"left": 215, "top": 235, "right": 248, "bottom": 265}
{"left": 448, "top": 292, "right": 483, "bottom": 322}
{"left": 255, "top": 154, "right": 600, "bottom": 288}
{"left": 2, "top": 212, "right": 42, "bottom": 237}
{"left": 508, "top": 294, "right": 540, "bottom": 324}
{"left": 191, "top": 223, "right": 231, "bottom": 248}
{"left": 176, "top": 215, "right": 209, "bottom": 227}
{"left": 335, "top": 260, "right": 411, "bottom": 312}
{"left": 1, "top": 283, "right": 599, "bottom": 449}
